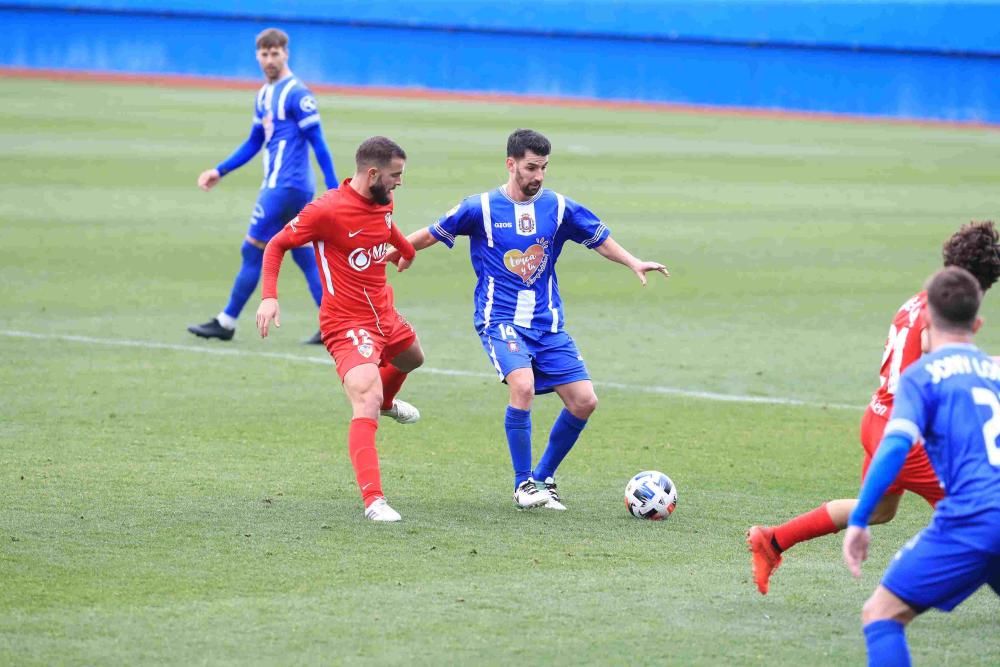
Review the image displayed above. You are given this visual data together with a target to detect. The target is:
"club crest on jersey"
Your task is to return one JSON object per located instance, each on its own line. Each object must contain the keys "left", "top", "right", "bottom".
{"left": 517, "top": 212, "right": 536, "bottom": 235}
{"left": 348, "top": 243, "right": 390, "bottom": 271}
{"left": 503, "top": 238, "right": 549, "bottom": 286}
{"left": 384, "top": 212, "right": 392, "bottom": 228}
{"left": 507, "top": 341, "right": 519, "bottom": 353}
{"left": 358, "top": 343, "right": 374, "bottom": 359}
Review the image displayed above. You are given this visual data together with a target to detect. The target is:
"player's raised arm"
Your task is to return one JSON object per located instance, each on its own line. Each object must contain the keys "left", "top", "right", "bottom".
{"left": 594, "top": 237, "right": 670, "bottom": 286}
{"left": 199, "top": 122, "right": 266, "bottom": 191}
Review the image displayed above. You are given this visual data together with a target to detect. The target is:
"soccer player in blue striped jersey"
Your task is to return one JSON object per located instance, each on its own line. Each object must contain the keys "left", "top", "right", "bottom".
{"left": 391, "top": 129, "right": 669, "bottom": 509}
{"left": 843, "top": 266, "right": 1000, "bottom": 667}
{"left": 188, "top": 28, "right": 338, "bottom": 344}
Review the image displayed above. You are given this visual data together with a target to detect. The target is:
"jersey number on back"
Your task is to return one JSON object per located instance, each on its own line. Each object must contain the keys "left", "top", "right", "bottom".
{"left": 970, "top": 387, "right": 1000, "bottom": 467}
{"left": 880, "top": 325, "right": 909, "bottom": 395}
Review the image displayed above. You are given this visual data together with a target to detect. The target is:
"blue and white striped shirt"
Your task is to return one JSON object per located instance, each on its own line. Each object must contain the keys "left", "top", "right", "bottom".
{"left": 253, "top": 74, "right": 322, "bottom": 191}
{"left": 429, "top": 186, "right": 609, "bottom": 333}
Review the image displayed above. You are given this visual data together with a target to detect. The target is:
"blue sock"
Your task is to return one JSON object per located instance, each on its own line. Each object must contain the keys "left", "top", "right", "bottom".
{"left": 223, "top": 241, "right": 264, "bottom": 319}
{"left": 863, "top": 620, "right": 911, "bottom": 667}
{"left": 291, "top": 246, "right": 323, "bottom": 307}
{"left": 533, "top": 408, "right": 587, "bottom": 482}
{"left": 504, "top": 406, "right": 532, "bottom": 488}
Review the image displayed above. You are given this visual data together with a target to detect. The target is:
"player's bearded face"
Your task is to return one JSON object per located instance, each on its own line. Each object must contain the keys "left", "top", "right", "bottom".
{"left": 368, "top": 159, "right": 405, "bottom": 205}
{"left": 369, "top": 173, "right": 393, "bottom": 205}
{"left": 510, "top": 153, "right": 547, "bottom": 198}
{"left": 256, "top": 47, "right": 288, "bottom": 81}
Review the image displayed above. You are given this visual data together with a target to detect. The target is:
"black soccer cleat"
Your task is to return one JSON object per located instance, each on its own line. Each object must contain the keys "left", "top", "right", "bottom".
{"left": 187, "top": 318, "right": 234, "bottom": 341}
{"left": 304, "top": 330, "right": 323, "bottom": 345}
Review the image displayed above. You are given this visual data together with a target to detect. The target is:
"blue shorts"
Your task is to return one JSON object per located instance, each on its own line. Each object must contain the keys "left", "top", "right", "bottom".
{"left": 246, "top": 187, "right": 313, "bottom": 243}
{"left": 882, "top": 519, "right": 1000, "bottom": 613}
{"left": 479, "top": 324, "right": 590, "bottom": 395}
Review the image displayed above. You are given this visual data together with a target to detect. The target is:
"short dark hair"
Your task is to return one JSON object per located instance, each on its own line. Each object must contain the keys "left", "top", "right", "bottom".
{"left": 256, "top": 28, "right": 289, "bottom": 51}
{"left": 507, "top": 129, "right": 551, "bottom": 159}
{"left": 942, "top": 220, "right": 1000, "bottom": 292}
{"left": 355, "top": 136, "right": 407, "bottom": 169}
{"left": 926, "top": 266, "right": 982, "bottom": 333}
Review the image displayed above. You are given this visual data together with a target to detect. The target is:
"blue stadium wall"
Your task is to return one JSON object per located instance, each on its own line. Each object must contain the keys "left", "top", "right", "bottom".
{"left": 4, "top": 1, "right": 1000, "bottom": 123}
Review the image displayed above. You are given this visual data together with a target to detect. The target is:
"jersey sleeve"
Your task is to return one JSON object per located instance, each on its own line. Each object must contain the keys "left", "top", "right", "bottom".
{"left": 885, "top": 370, "right": 930, "bottom": 444}
{"left": 288, "top": 86, "right": 322, "bottom": 131}
{"left": 284, "top": 197, "right": 330, "bottom": 245}
{"left": 559, "top": 196, "right": 610, "bottom": 248}
{"left": 429, "top": 196, "right": 480, "bottom": 248}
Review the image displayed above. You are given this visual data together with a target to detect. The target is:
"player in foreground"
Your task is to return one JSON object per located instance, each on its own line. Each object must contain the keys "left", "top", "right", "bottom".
{"left": 389, "top": 129, "right": 668, "bottom": 510}
{"left": 748, "top": 221, "right": 1000, "bottom": 594}
{"left": 843, "top": 266, "right": 999, "bottom": 667}
{"left": 256, "top": 136, "right": 422, "bottom": 522}
{"left": 189, "top": 28, "right": 338, "bottom": 344}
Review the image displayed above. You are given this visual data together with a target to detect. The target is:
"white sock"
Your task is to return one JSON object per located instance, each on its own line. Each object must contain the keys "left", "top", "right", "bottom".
{"left": 216, "top": 312, "right": 237, "bottom": 330}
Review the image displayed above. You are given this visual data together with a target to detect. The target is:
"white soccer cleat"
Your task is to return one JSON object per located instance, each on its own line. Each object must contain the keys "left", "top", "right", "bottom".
{"left": 380, "top": 399, "right": 420, "bottom": 425}
{"left": 364, "top": 497, "right": 401, "bottom": 522}
{"left": 513, "top": 478, "right": 551, "bottom": 509}
{"left": 540, "top": 477, "right": 567, "bottom": 511}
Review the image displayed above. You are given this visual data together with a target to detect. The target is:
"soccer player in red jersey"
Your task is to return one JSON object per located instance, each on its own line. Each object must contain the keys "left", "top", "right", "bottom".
{"left": 256, "top": 136, "right": 422, "bottom": 522}
{"left": 748, "top": 221, "right": 1000, "bottom": 594}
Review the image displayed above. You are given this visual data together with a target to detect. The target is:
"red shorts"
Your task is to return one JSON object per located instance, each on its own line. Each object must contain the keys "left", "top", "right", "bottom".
{"left": 859, "top": 407, "right": 943, "bottom": 506}
{"left": 322, "top": 308, "right": 417, "bottom": 382}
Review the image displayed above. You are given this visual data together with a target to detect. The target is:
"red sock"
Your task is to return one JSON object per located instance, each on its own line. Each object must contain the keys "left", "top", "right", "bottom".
{"left": 772, "top": 503, "right": 839, "bottom": 552}
{"left": 348, "top": 417, "right": 382, "bottom": 507}
{"left": 379, "top": 363, "right": 408, "bottom": 410}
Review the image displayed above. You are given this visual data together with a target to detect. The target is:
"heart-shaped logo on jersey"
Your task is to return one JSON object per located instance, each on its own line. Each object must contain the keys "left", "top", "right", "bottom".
{"left": 503, "top": 244, "right": 546, "bottom": 284}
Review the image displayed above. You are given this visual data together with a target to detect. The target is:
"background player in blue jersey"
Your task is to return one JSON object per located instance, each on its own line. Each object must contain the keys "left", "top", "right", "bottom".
{"left": 390, "top": 129, "right": 668, "bottom": 509}
{"left": 188, "top": 28, "right": 338, "bottom": 344}
{"left": 843, "top": 266, "right": 1000, "bottom": 667}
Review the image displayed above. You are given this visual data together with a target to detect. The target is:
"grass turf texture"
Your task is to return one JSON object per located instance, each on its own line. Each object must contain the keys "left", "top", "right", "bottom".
{"left": 1, "top": 77, "right": 998, "bottom": 665}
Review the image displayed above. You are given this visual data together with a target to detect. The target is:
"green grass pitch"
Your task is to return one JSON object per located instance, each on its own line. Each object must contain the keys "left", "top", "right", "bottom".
{"left": 1, "top": 76, "right": 998, "bottom": 665}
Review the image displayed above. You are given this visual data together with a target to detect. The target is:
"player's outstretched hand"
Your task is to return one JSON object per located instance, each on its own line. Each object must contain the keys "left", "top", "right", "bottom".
{"left": 842, "top": 525, "right": 870, "bottom": 578}
{"left": 256, "top": 298, "right": 281, "bottom": 338}
{"left": 632, "top": 260, "right": 670, "bottom": 286}
{"left": 198, "top": 168, "right": 221, "bottom": 191}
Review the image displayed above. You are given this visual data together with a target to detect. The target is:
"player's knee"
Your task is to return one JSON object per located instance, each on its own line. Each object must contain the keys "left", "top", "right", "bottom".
{"left": 509, "top": 383, "right": 535, "bottom": 407}
{"left": 861, "top": 596, "right": 884, "bottom": 625}
{"left": 566, "top": 393, "right": 598, "bottom": 418}
{"left": 407, "top": 346, "right": 425, "bottom": 370}
{"left": 241, "top": 240, "right": 265, "bottom": 265}
{"left": 869, "top": 505, "right": 897, "bottom": 525}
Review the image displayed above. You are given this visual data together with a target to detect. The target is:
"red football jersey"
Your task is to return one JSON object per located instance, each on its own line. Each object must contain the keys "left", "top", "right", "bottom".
{"left": 261, "top": 179, "right": 414, "bottom": 333}
{"left": 868, "top": 290, "right": 927, "bottom": 417}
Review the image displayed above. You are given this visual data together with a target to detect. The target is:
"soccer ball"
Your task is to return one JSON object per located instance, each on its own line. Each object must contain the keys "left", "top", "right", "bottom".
{"left": 625, "top": 470, "right": 678, "bottom": 520}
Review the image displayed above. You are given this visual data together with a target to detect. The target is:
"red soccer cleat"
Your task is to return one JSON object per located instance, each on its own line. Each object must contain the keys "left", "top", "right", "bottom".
{"left": 747, "top": 525, "right": 783, "bottom": 595}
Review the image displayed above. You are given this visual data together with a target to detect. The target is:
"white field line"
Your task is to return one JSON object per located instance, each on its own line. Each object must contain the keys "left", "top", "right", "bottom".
{"left": 1, "top": 330, "right": 863, "bottom": 411}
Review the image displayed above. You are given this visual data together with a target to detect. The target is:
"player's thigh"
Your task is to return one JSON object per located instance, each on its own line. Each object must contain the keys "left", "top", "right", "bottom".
{"left": 533, "top": 331, "right": 590, "bottom": 395}
{"left": 246, "top": 188, "right": 313, "bottom": 244}
{"left": 860, "top": 410, "right": 905, "bottom": 496}
{"left": 882, "top": 524, "right": 994, "bottom": 613}
{"left": 479, "top": 327, "right": 532, "bottom": 382}
{"left": 897, "top": 446, "right": 945, "bottom": 506}
{"left": 383, "top": 312, "right": 421, "bottom": 372}
{"left": 324, "top": 325, "right": 387, "bottom": 384}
